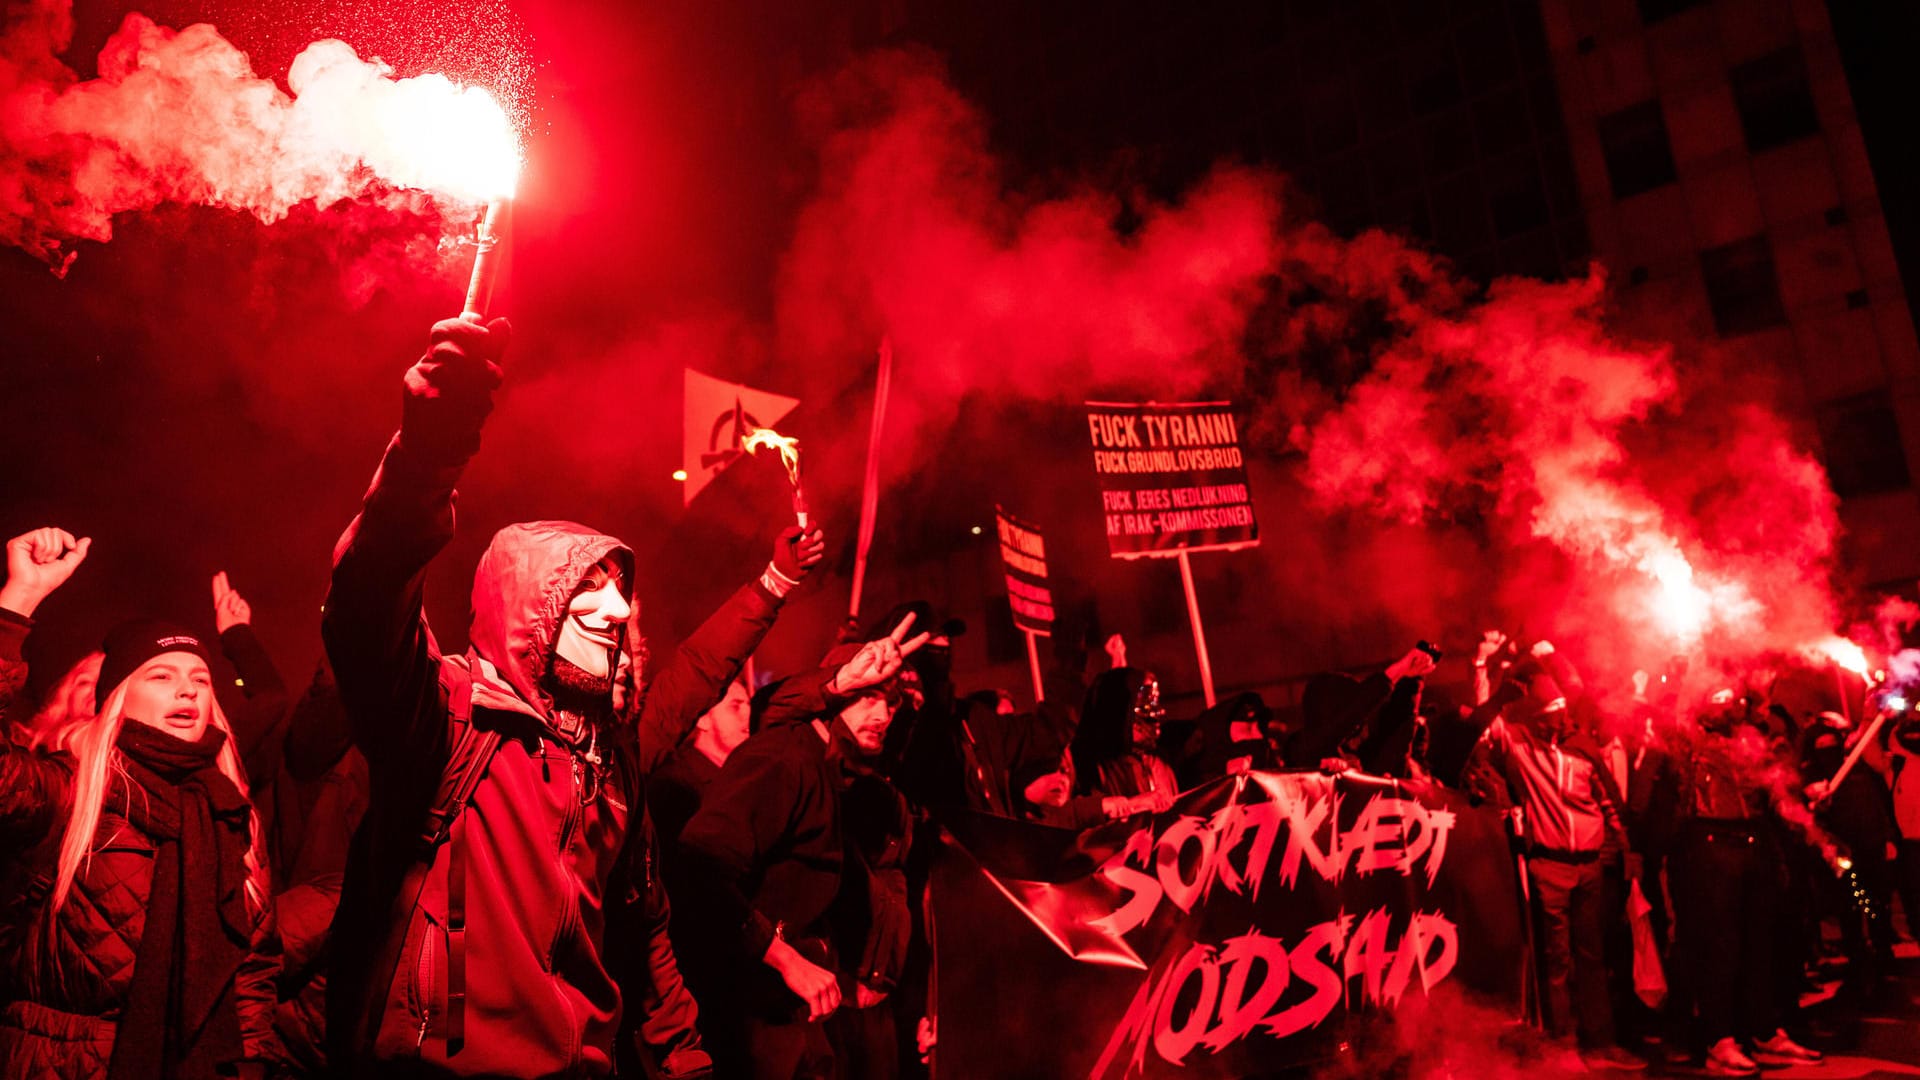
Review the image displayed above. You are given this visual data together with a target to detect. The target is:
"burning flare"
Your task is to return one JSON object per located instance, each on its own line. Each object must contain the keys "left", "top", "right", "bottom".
{"left": 1816, "top": 636, "right": 1870, "bottom": 677}
{"left": 742, "top": 428, "right": 801, "bottom": 484}
{"left": 0, "top": 7, "right": 524, "bottom": 272}
{"left": 742, "top": 427, "right": 809, "bottom": 527}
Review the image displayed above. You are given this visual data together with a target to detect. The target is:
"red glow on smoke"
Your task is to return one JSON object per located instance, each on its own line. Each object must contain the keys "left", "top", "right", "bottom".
{"left": 1294, "top": 267, "right": 1839, "bottom": 677}
{"left": 1816, "top": 635, "right": 1869, "bottom": 676}
{"left": 0, "top": 0, "right": 519, "bottom": 273}
{"left": 776, "top": 51, "right": 1283, "bottom": 417}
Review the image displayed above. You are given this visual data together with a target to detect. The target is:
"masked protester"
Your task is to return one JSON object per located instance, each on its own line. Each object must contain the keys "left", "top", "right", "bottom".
{"left": 1071, "top": 668, "right": 1177, "bottom": 808}
{"left": 323, "top": 317, "right": 779, "bottom": 1078}
{"left": 1173, "top": 692, "right": 1275, "bottom": 788}
{"left": 1890, "top": 710, "right": 1920, "bottom": 942}
{"left": 1649, "top": 691, "right": 1823, "bottom": 1075}
{"left": 672, "top": 616, "right": 925, "bottom": 1080}
{"left": 0, "top": 617, "right": 282, "bottom": 1079}
{"left": 1287, "top": 647, "right": 1434, "bottom": 772}
{"left": 1800, "top": 710, "right": 1899, "bottom": 1000}
{"left": 1470, "top": 643, "right": 1643, "bottom": 1073}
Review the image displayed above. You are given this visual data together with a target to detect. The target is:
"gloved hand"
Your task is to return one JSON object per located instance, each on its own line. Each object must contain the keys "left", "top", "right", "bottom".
{"left": 770, "top": 525, "right": 826, "bottom": 585}
{"left": 400, "top": 317, "right": 512, "bottom": 464}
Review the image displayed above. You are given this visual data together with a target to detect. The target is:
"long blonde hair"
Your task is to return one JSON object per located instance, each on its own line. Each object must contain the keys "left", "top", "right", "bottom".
{"left": 22, "top": 651, "right": 103, "bottom": 753}
{"left": 45, "top": 677, "right": 268, "bottom": 918}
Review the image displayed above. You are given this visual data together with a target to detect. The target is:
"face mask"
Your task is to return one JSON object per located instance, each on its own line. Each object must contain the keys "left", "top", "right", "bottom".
{"left": 1132, "top": 672, "right": 1166, "bottom": 723}
{"left": 554, "top": 562, "right": 631, "bottom": 679}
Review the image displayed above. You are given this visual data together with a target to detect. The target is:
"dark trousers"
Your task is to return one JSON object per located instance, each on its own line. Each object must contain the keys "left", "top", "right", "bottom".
{"left": 738, "top": 1016, "right": 834, "bottom": 1080}
{"left": 1901, "top": 839, "right": 1920, "bottom": 941}
{"left": 829, "top": 1001, "right": 900, "bottom": 1080}
{"left": 1529, "top": 855, "right": 1616, "bottom": 1048}
{"left": 1834, "top": 844, "right": 1898, "bottom": 986}
{"left": 1672, "top": 823, "right": 1777, "bottom": 1043}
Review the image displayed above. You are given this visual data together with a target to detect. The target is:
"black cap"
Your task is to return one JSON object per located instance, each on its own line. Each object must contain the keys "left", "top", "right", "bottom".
{"left": 97, "top": 619, "right": 212, "bottom": 710}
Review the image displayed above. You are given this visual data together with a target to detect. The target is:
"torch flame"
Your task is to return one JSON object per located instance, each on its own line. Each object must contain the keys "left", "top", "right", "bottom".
{"left": 742, "top": 427, "right": 801, "bottom": 485}
{"left": 1641, "top": 547, "right": 1711, "bottom": 646}
{"left": 1817, "top": 636, "right": 1870, "bottom": 677}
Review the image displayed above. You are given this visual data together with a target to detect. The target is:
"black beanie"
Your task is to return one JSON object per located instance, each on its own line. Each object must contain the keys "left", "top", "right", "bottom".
{"left": 97, "top": 619, "right": 212, "bottom": 710}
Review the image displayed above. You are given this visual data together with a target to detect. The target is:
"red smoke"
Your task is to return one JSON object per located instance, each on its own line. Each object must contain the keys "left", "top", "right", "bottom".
{"left": 0, "top": 0, "right": 517, "bottom": 274}
{"left": 775, "top": 50, "right": 1283, "bottom": 421}
{"left": 1283, "top": 266, "right": 1839, "bottom": 680}
{"left": 766, "top": 49, "right": 1845, "bottom": 688}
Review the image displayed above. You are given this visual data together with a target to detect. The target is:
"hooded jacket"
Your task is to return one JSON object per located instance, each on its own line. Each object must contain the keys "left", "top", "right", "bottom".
{"left": 1071, "top": 668, "right": 1177, "bottom": 800}
{"left": 324, "top": 381, "right": 778, "bottom": 1079}
{"left": 326, "top": 469, "right": 639, "bottom": 1075}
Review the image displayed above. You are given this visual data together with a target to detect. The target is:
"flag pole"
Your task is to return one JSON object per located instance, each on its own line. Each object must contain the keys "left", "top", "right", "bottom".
{"left": 1176, "top": 548, "right": 1217, "bottom": 707}
{"left": 848, "top": 338, "right": 893, "bottom": 625}
{"left": 1024, "top": 629, "right": 1046, "bottom": 704}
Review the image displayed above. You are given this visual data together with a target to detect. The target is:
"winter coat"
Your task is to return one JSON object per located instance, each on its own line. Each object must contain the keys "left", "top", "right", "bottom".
{"left": 676, "top": 721, "right": 849, "bottom": 1020}
{"left": 0, "top": 746, "right": 280, "bottom": 1079}
{"left": 0, "top": 600, "right": 280, "bottom": 1080}
{"left": 325, "top": 425, "right": 779, "bottom": 1077}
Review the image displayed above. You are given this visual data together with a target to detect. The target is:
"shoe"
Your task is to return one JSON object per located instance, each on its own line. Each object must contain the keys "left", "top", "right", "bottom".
{"left": 1752, "top": 1029, "right": 1823, "bottom": 1064}
{"left": 1580, "top": 1046, "right": 1647, "bottom": 1071}
{"left": 1706, "top": 1038, "right": 1759, "bottom": 1076}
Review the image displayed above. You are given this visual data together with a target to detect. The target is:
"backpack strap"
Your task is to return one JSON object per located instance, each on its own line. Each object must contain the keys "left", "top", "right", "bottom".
{"left": 440, "top": 721, "right": 500, "bottom": 1052}
{"left": 376, "top": 670, "right": 503, "bottom": 1058}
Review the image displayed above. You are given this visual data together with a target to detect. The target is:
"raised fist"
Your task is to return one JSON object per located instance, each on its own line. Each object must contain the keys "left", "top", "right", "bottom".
{"left": 1476, "top": 630, "right": 1507, "bottom": 664}
{"left": 400, "top": 317, "right": 513, "bottom": 462}
{"left": 0, "top": 527, "right": 90, "bottom": 617}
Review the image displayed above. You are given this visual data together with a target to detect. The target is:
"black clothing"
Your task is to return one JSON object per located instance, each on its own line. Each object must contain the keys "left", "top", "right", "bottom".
{"left": 679, "top": 722, "right": 847, "bottom": 1006}
{"left": 108, "top": 723, "right": 259, "bottom": 1080}
{"left": 649, "top": 744, "right": 722, "bottom": 850}
{"left": 1671, "top": 820, "right": 1780, "bottom": 1042}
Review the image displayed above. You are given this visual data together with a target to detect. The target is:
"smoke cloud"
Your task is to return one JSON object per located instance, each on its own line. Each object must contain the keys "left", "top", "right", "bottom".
{"left": 0, "top": 0, "right": 514, "bottom": 274}
{"left": 0, "top": 17, "right": 1855, "bottom": 701}
{"left": 765, "top": 48, "right": 1843, "bottom": 687}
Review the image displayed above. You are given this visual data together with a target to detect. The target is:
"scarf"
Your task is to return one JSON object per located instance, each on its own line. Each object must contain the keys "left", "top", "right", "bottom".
{"left": 106, "top": 722, "right": 255, "bottom": 1080}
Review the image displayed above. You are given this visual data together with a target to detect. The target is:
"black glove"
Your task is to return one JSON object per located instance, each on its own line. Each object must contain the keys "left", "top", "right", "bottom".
{"left": 400, "top": 317, "right": 512, "bottom": 464}
{"left": 772, "top": 525, "right": 826, "bottom": 583}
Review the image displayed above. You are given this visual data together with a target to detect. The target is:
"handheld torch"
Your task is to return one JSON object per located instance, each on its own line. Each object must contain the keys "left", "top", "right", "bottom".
{"left": 461, "top": 198, "right": 508, "bottom": 321}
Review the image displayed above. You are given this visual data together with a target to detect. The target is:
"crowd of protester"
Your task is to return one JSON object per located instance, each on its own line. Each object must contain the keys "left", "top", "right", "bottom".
{"left": 0, "top": 316, "right": 1917, "bottom": 1078}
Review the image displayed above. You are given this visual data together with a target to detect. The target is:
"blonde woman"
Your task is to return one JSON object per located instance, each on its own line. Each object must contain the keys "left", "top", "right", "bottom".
{"left": 0, "top": 619, "right": 280, "bottom": 1079}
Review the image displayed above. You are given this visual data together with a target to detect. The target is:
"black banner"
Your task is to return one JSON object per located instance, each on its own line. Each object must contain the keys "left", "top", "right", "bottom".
{"left": 1085, "top": 401, "right": 1259, "bottom": 559}
{"left": 929, "top": 771, "right": 1526, "bottom": 1078}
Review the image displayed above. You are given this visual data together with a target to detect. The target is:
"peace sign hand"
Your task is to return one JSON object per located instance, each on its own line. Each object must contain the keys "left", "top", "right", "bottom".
{"left": 830, "top": 612, "right": 933, "bottom": 694}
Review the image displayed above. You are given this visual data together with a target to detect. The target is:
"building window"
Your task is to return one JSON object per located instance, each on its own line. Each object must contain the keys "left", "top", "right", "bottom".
{"left": 1636, "top": 0, "right": 1707, "bottom": 23}
{"left": 1731, "top": 48, "right": 1820, "bottom": 153}
{"left": 1700, "top": 235, "right": 1788, "bottom": 336}
{"left": 1596, "top": 101, "right": 1677, "bottom": 198}
{"left": 1818, "top": 392, "right": 1912, "bottom": 498}
{"left": 1486, "top": 152, "right": 1551, "bottom": 237}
